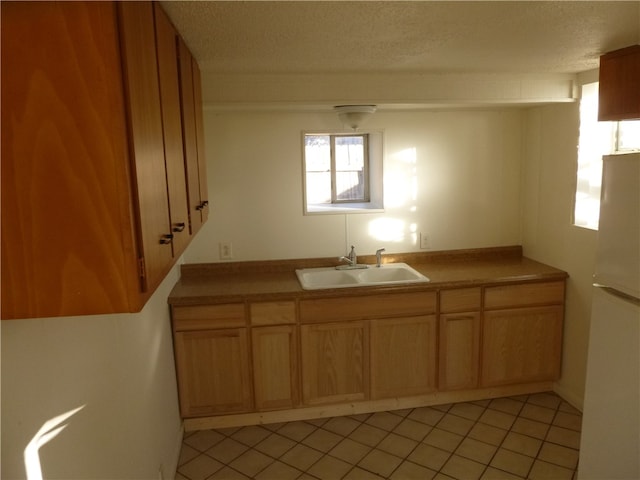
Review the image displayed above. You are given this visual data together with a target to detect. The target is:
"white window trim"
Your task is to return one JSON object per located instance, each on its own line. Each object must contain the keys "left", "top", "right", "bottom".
{"left": 573, "top": 82, "right": 640, "bottom": 231}
{"left": 302, "top": 130, "right": 384, "bottom": 215}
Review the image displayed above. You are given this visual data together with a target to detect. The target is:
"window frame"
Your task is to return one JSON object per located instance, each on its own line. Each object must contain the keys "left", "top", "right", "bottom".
{"left": 573, "top": 81, "right": 640, "bottom": 231}
{"left": 330, "top": 134, "right": 370, "bottom": 204}
{"left": 302, "top": 130, "right": 384, "bottom": 215}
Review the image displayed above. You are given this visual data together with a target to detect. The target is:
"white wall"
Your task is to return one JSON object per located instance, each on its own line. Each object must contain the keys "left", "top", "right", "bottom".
{"left": 521, "top": 102, "right": 597, "bottom": 409}
{"left": 1, "top": 263, "right": 184, "bottom": 480}
{"left": 185, "top": 109, "right": 524, "bottom": 263}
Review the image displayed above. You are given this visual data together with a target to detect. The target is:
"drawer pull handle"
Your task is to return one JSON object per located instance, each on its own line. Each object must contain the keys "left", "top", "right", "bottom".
{"left": 159, "top": 234, "right": 174, "bottom": 245}
{"left": 173, "top": 223, "right": 186, "bottom": 233}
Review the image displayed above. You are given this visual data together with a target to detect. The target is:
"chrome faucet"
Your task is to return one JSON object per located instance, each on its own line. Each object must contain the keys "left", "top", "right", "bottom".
{"left": 376, "top": 248, "right": 386, "bottom": 267}
{"left": 340, "top": 245, "right": 357, "bottom": 266}
{"left": 337, "top": 245, "right": 368, "bottom": 269}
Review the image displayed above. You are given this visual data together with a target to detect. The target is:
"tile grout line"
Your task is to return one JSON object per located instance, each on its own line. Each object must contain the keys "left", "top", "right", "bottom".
{"left": 179, "top": 392, "right": 581, "bottom": 480}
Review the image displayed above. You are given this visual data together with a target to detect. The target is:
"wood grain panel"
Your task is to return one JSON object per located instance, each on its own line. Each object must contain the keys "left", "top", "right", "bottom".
{"left": 439, "top": 312, "right": 480, "bottom": 390}
{"left": 174, "top": 328, "right": 252, "bottom": 417}
{"left": 301, "top": 321, "right": 369, "bottom": 405}
{"left": 484, "top": 282, "right": 565, "bottom": 310}
{"left": 300, "top": 291, "right": 436, "bottom": 323}
{"left": 192, "top": 56, "right": 209, "bottom": 225}
{"left": 370, "top": 315, "right": 437, "bottom": 399}
{"left": 1, "top": 1, "right": 140, "bottom": 318}
{"left": 172, "top": 304, "right": 245, "bottom": 331}
{"left": 118, "top": 2, "right": 173, "bottom": 292}
{"left": 598, "top": 45, "right": 640, "bottom": 121}
{"left": 177, "top": 37, "right": 204, "bottom": 234}
{"left": 481, "top": 306, "right": 563, "bottom": 387}
{"left": 250, "top": 301, "right": 296, "bottom": 326}
{"left": 440, "top": 287, "right": 482, "bottom": 313}
{"left": 252, "top": 325, "right": 298, "bottom": 410}
{"left": 153, "top": 3, "right": 190, "bottom": 257}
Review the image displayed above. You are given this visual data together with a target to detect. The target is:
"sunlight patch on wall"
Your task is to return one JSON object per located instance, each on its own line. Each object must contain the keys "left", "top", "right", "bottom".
{"left": 368, "top": 218, "right": 406, "bottom": 243}
{"left": 25, "top": 405, "right": 85, "bottom": 480}
{"left": 384, "top": 147, "right": 417, "bottom": 209}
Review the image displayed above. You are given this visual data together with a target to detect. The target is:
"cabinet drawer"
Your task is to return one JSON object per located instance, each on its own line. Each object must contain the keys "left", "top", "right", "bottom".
{"left": 440, "top": 288, "right": 481, "bottom": 313}
{"left": 172, "top": 304, "right": 245, "bottom": 331}
{"left": 250, "top": 301, "right": 296, "bottom": 326}
{"left": 484, "top": 282, "right": 565, "bottom": 310}
{"left": 300, "top": 291, "right": 437, "bottom": 323}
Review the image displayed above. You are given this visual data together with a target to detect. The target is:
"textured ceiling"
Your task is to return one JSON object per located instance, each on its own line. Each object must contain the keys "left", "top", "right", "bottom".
{"left": 161, "top": 1, "right": 640, "bottom": 75}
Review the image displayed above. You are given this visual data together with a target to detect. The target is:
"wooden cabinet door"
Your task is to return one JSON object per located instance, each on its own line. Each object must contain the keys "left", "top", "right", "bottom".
{"left": 439, "top": 287, "right": 481, "bottom": 391}
{"left": 174, "top": 328, "right": 252, "bottom": 417}
{"left": 192, "top": 57, "right": 209, "bottom": 226}
{"left": 118, "top": 2, "right": 173, "bottom": 292}
{"left": 370, "top": 315, "right": 437, "bottom": 399}
{"left": 439, "top": 312, "right": 480, "bottom": 391}
{"left": 178, "top": 37, "right": 208, "bottom": 235}
{"left": 301, "top": 321, "right": 369, "bottom": 405}
{"left": 0, "top": 1, "right": 141, "bottom": 319}
{"left": 153, "top": 3, "right": 191, "bottom": 257}
{"left": 481, "top": 306, "right": 563, "bottom": 387}
{"left": 598, "top": 45, "right": 640, "bottom": 121}
{"left": 252, "top": 325, "right": 298, "bottom": 411}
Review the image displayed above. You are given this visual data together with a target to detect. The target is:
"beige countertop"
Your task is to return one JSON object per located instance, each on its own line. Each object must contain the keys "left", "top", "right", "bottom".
{"left": 168, "top": 246, "right": 568, "bottom": 306}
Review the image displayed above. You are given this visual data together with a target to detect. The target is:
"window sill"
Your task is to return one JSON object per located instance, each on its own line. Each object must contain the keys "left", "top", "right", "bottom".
{"left": 305, "top": 203, "right": 384, "bottom": 215}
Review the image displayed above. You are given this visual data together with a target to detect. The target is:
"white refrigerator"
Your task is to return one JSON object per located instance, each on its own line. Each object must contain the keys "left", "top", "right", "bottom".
{"left": 579, "top": 153, "right": 640, "bottom": 479}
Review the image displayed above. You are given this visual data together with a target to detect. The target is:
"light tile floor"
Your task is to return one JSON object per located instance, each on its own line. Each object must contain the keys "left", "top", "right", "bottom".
{"left": 177, "top": 392, "right": 582, "bottom": 480}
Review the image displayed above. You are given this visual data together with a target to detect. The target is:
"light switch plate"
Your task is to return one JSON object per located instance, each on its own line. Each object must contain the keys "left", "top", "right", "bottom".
{"left": 219, "top": 241, "right": 233, "bottom": 259}
{"left": 420, "top": 233, "right": 430, "bottom": 249}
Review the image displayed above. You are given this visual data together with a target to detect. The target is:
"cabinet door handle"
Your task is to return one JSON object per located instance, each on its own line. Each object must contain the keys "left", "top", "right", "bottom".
{"left": 172, "top": 223, "right": 186, "bottom": 233}
{"left": 159, "top": 234, "right": 174, "bottom": 244}
{"left": 195, "top": 200, "right": 209, "bottom": 211}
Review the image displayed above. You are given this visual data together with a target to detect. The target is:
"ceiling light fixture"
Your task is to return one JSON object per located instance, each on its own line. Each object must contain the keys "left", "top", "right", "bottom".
{"left": 334, "top": 105, "right": 377, "bottom": 131}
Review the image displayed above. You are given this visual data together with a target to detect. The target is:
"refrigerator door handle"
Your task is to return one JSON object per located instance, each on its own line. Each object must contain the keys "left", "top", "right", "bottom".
{"left": 594, "top": 283, "right": 640, "bottom": 307}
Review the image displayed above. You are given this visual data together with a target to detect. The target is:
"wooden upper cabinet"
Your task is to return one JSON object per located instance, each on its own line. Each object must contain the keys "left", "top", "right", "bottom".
{"left": 153, "top": 4, "right": 191, "bottom": 257}
{"left": 1, "top": 1, "right": 208, "bottom": 319}
{"left": 178, "top": 37, "right": 209, "bottom": 234}
{"left": 118, "top": 1, "right": 174, "bottom": 292}
{"left": 598, "top": 45, "right": 640, "bottom": 121}
{"left": 1, "top": 1, "right": 140, "bottom": 319}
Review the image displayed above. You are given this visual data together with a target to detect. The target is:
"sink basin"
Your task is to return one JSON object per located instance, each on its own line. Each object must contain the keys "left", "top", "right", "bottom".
{"left": 296, "top": 263, "right": 430, "bottom": 290}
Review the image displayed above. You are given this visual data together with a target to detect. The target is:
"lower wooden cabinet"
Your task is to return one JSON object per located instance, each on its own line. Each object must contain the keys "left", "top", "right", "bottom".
{"left": 481, "top": 306, "right": 563, "bottom": 386}
{"left": 370, "top": 315, "right": 437, "bottom": 399}
{"left": 252, "top": 325, "right": 298, "bottom": 411}
{"left": 439, "top": 288, "right": 482, "bottom": 391}
{"left": 174, "top": 328, "right": 252, "bottom": 417}
{"left": 439, "top": 312, "right": 481, "bottom": 390}
{"left": 301, "top": 321, "right": 369, "bottom": 405}
{"left": 171, "top": 280, "right": 566, "bottom": 421}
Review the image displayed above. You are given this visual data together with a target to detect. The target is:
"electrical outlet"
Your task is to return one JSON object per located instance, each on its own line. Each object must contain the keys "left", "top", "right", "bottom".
{"left": 219, "top": 241, "right": 233, "bottom": 259}
{"left": 420, "top": 233, "right": 430, "bottom": 249}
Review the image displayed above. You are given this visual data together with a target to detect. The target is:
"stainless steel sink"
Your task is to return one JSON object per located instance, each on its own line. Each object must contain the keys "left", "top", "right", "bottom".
{"left": 296, "top": 263, "right": 430, "bottom": 290}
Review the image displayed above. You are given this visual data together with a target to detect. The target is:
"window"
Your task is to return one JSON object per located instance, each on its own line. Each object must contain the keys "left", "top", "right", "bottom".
{"left": 573, "top": 83, "right": 640, "bottom": 230}
{"left": 303, "top": 131, "right": 383, "bottom": 214}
